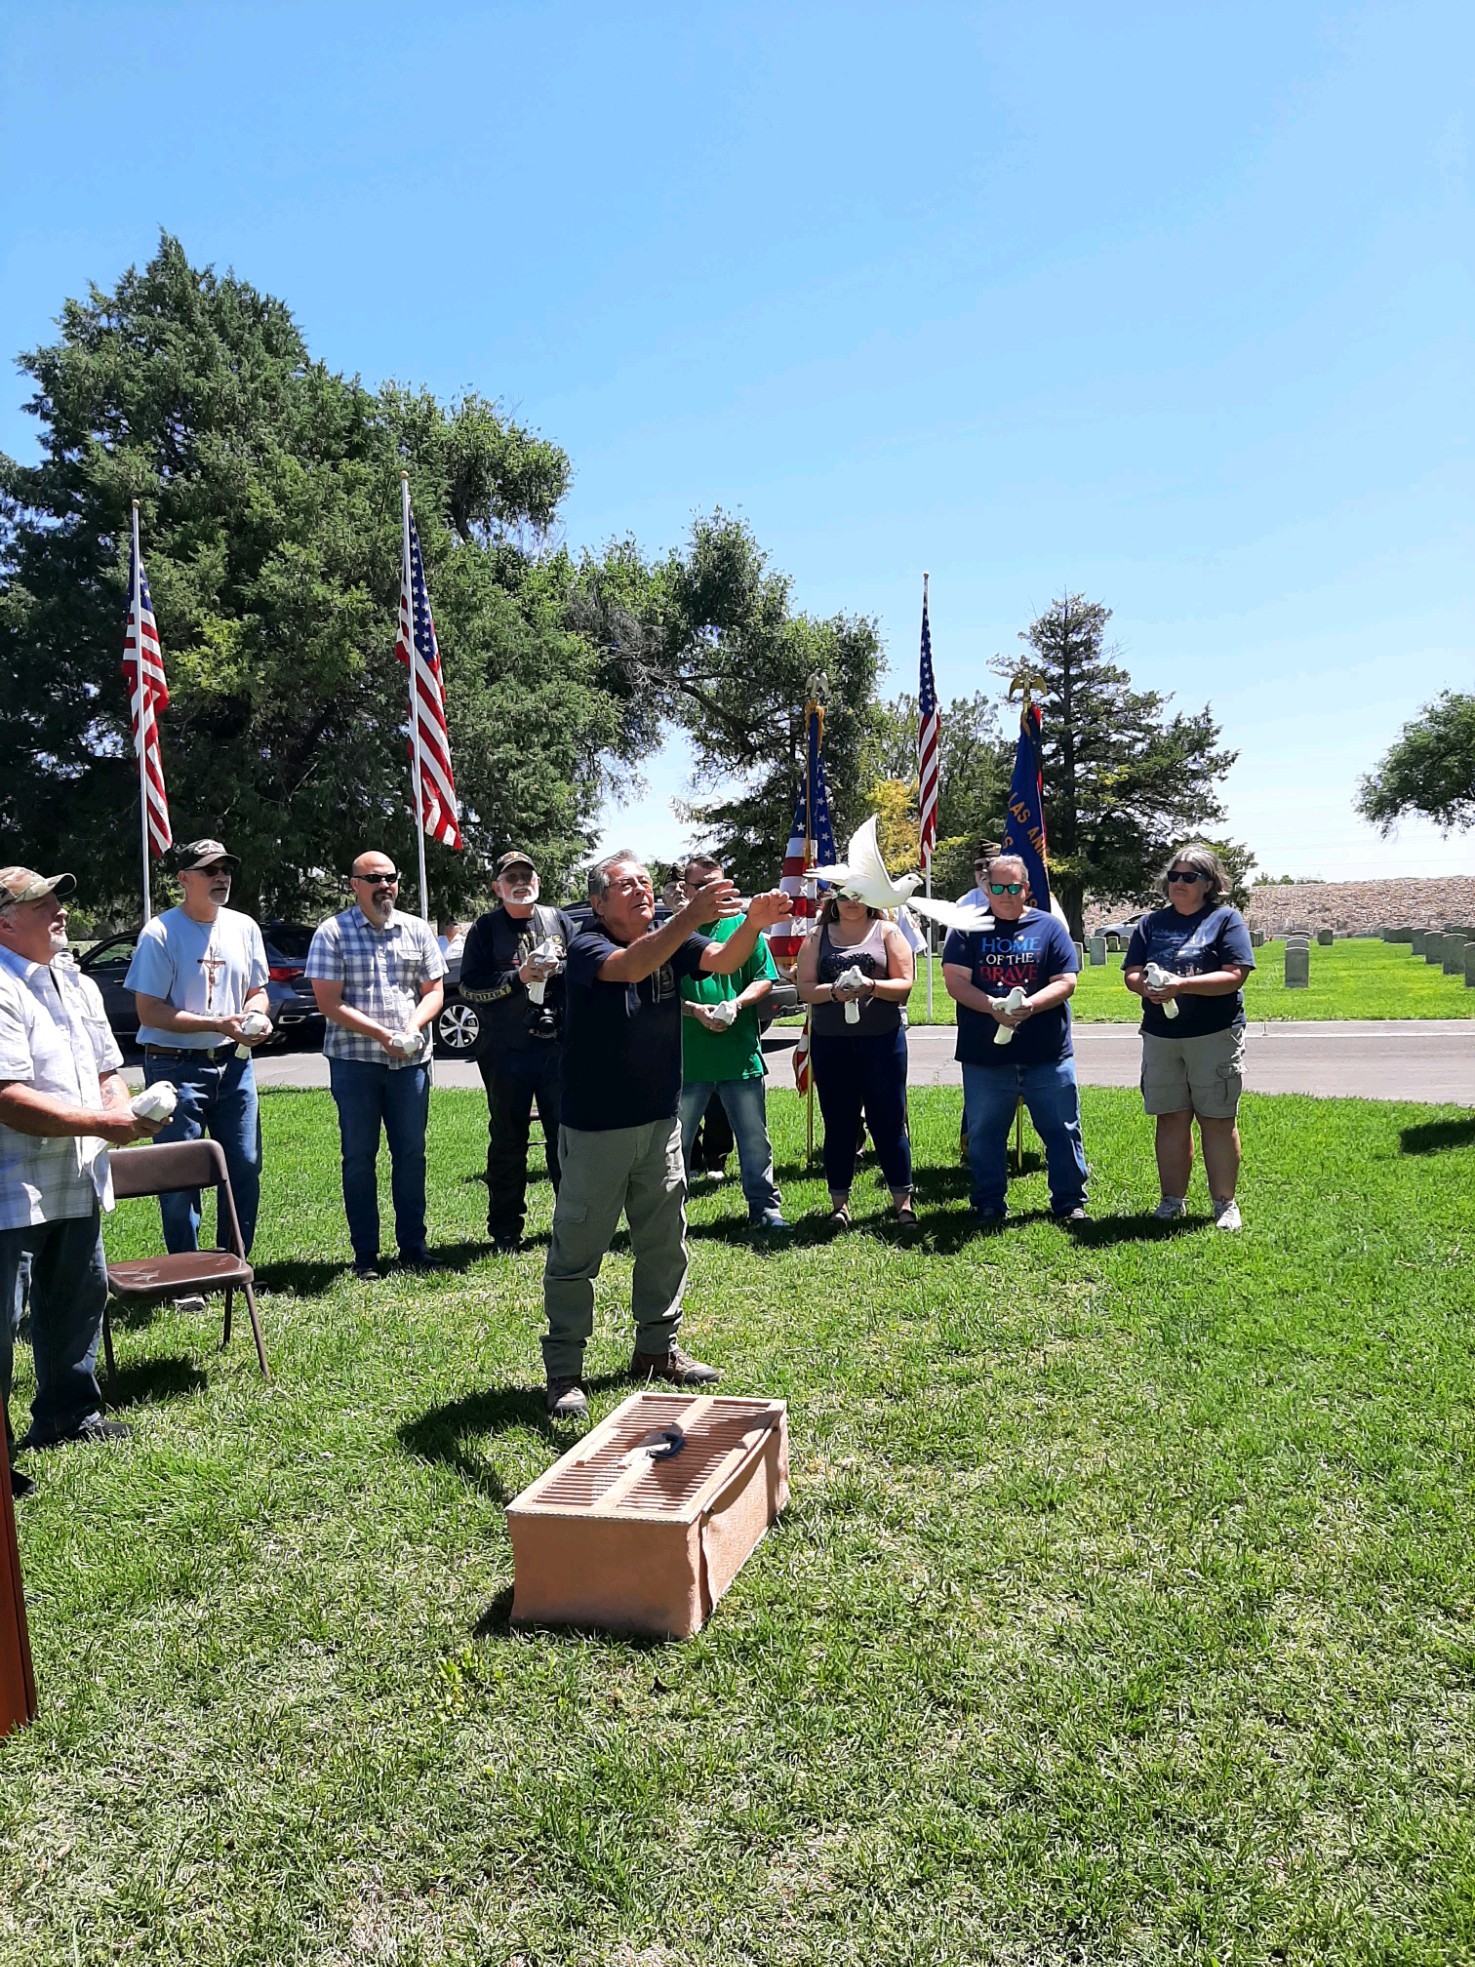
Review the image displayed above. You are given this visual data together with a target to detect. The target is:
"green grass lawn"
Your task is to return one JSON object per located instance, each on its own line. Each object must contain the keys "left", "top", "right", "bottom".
{"left": 3, "top": 1086, "right": 1474, "bottom": 1965}
{"left": 904, "top": 937, "right": 1475, "bottom": 1025}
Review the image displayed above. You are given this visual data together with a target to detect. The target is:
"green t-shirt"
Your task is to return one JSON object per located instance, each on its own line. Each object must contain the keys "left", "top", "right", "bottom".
{"left": 679, "top": 915, "right": 776, "bottom": 1083}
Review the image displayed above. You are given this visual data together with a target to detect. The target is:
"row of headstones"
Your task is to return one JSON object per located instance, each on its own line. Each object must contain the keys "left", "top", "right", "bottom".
{"left": 1080, "top": 928, "right": 1274, "bottom": 965}
{"left": 1379, "top": 923, "right": 1475, "bottom": 988}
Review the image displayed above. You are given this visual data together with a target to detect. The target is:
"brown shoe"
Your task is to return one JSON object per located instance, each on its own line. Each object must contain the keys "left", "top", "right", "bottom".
{"left": 546, "top": 1376, "right": 589, "bottom": 1421}
{"left": 629, "top": 1344, "right": 721, "bottom": 1388}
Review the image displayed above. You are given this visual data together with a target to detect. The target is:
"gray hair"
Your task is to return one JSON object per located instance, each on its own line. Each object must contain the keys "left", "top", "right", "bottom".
{"left": 986, "top": 853, "right": 1029, "bottom": 886}
{"left": 1159, "top": 842, "right": 1229, "bottom": 902}
{"left": 588, "top": 850, "right": 644, "bottom": 902}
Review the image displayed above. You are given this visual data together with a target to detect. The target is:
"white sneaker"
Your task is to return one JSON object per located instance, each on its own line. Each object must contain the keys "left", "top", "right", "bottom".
{"left": 1213, "top": 1199, "right": 1242, "bottom": 1232}
{"left": 1152, "top": 1197, "right": 1187, "bottom": 1220}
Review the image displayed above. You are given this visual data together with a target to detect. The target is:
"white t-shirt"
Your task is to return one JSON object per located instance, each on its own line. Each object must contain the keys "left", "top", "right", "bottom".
{"left": 126, "top": 906, "right": 269, "bottom": 1049}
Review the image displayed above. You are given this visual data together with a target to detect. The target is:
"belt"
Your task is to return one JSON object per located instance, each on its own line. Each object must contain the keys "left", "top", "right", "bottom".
{"left": 143, "top": 1044, "right": 231, "bottom": 1060}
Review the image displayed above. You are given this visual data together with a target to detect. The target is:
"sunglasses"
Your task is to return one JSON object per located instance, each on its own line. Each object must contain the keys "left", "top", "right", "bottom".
{"left": 191, "top": 864, "right": 233, "bottom": 877}
{"left": 987, "top": 881, "right": 1024, "bottom": 896}
{"left": 352, "top": 872, "right": 399, "bottom": 885}
{"left": 1167, "top": 869, "right": 1206, "bottom": 884}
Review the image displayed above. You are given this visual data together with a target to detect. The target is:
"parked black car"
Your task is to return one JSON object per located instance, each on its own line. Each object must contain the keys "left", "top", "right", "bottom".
{"left": 74, "top": 921, "right": 323, "bottom": 1048}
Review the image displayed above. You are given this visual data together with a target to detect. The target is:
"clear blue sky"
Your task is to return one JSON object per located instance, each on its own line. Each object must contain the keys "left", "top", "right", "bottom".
{"left": 3, "top": 2, "right": 1470, "bottom": 880}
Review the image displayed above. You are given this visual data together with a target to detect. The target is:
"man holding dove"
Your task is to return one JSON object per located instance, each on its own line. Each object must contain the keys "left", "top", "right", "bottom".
{"left": 0, "top": 868, "right": 160, "bottom": 1489}
{"left": 126, "top": 839, "right": 273, "bottom": 1258}
{"left": 458, "top": 851, "right": 574, "bottom": 1254}
{"left": 942, "top": 853, "right": 1088, "bottom": 1229}
{"left": 306, "top": 853, "right": 445, "bottom": 1279}
{"left": 541, "top": 853, "right": 792, "bottom": 1421}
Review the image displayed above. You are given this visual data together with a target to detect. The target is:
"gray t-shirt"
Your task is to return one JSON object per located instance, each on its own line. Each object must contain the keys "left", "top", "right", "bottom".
{"left": 126, "top": 906, "right": 269, "bottom": 1049}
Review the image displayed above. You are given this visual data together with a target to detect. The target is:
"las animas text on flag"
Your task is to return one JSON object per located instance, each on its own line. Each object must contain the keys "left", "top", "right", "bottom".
{"left": 917, "top": 576, "right": 939, "bottom": 872}
{"left": 396, "top": 504, "right": 463, "bottom": 851}
{"left": 1002, "top": 701, "right": 1050, "bottom": 907}
{"left": 122, "top": 519, "right": 171, "bottom": 859}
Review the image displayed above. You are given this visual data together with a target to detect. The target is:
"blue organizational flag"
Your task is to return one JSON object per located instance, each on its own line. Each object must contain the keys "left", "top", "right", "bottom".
{"left": 1001, "top": 702, "right": 1050, "bottom": 908}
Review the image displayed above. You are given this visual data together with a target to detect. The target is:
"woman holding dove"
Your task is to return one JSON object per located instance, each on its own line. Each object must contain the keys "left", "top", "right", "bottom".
{"left": 796, "top": 892, "right": 915, "bottom": 1227}
{"left": 1123, "top": 844, "right": 1256, "bottom": 1230}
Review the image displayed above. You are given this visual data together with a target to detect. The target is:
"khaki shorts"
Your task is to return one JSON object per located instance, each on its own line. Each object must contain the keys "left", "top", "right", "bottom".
{"left": 1141, "top": 1027, "right": 1246, "bottom": 1119}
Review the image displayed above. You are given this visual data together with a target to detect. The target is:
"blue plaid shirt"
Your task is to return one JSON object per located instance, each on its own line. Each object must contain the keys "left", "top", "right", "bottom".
{"left": 305, "top": 907, "right": 445, "bottom": 1068}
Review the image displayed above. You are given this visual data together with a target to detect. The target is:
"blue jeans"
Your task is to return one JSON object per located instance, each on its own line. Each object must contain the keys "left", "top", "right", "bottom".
{"left": 679, "top": 1077, "right": 782, "bottom": 1221}
{"left": 144, "top": 1050, "right": 261, "bottom": 1255}
{"left": 962, "top": 1058, "right": 1088, "bottom": 1217}
{"left": 0, "top": 1208, "right": 108, "bottom": 1451}
{"left": 327, "top": 1059, "right": 431, "bottom": 1262}
{"left": 810, "top": 1028, "right": 912, "bottom": 1196}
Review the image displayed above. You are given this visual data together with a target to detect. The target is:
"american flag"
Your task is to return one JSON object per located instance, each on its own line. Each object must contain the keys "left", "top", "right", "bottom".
{"left": 917, "top": 579, "right": 939, "bottom": 870}
{"left": 122, "top": 533, "right": 172, "bottom": 858}
{"left": 768, "top": 707, "right": 836, "bottom": 969}
{"left": 396, "top": 506, "right": 463, "bottom": 851}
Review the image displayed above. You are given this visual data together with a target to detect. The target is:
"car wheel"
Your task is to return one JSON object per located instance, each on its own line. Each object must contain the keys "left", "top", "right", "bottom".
{"left": 437, "top": 1001, "right": 481, "bottom": 1054}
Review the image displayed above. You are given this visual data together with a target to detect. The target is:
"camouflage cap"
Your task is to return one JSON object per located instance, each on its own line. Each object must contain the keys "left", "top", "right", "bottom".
{"left": 494, "top": 851, "right": 538, "bottom": 876}
{"left": 0, "top": 867, "right": 77, "bottom": 911}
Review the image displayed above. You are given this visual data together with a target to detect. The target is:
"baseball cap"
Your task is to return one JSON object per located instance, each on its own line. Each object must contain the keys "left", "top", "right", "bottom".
{"left": 0, "top": 867, "right": 76, "bottom": 910}
{"left": 495, "top": 851, "right": 538, "bottom": 876}
{"left": 176, "top": 839, "right": 240, "bottom": 872}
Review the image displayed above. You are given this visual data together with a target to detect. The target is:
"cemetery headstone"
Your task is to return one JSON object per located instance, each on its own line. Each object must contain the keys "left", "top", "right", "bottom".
{"left": 1424, "top": 934, "right": 1446, "bottom": 966}
{"left": 1316, "top": 928, "right": 1333, "bottom": 946}
{"left": 1284, "top": 944, "right": 1310, "bottom": 989}
{"left": 1442, "top": 936, "right": 1467, "bottom": 977}
{"left": 1411, "top": 931, "right": 1428, "bottom": 955}
{"left": 1466, "top": 944, "right": 1475, "bottom": 990}
{"left": 1087, "top": 935, "right": 1107, "bottom": 965}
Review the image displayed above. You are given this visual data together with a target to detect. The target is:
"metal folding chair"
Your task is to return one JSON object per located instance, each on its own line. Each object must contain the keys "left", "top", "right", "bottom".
{"left": 104, "top": 1139, "right": 269, "bottom": 1378}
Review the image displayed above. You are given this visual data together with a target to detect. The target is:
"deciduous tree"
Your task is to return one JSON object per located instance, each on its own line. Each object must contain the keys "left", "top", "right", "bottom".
{"left": 1356, "top": 691, "right": 1475, "bottom": 835}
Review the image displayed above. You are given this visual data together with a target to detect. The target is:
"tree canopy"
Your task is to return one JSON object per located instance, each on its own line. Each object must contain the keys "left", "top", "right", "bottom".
{"left": 1005, "top": 595, "right": 1239, "bottom": 937}
{"left": 569, "top": 512, "right": 883, "bottom": 893}
{"left": 0, "top": 235, "right": 640, "bottom": 919}
{"left": 1356, "top": 691, "right": 1475, "bottom": 835}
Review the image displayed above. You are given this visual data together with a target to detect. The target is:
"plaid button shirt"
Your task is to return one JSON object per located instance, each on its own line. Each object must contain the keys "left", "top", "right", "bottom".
{"left": 305, "top": 907, "right": 445, "bottom": 1068}
{"left": 0, "top": 944, "right": 125, "bottom": 1228}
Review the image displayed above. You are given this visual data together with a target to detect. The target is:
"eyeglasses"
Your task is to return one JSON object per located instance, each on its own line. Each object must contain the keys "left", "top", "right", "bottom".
{"left": 352, "top": 871, "right": 399, "bottom": 885}
{"left": 1167, "top": 869, "right": 1206, "bottom": 884}
{"left": 987, "top": 882, "right": 1024, "bottom": 896}
{"left": 190, "top": 863, "right": 233, "bottom": 877}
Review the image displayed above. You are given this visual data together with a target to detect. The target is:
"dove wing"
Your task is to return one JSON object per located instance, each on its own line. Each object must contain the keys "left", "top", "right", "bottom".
{"left": 908, "top": 896, "right": 996, "bottom": 934}
{"left": 844, "top": 817, "right": 894, "bottom": 901}
{"left": 808, "top": 859, "right": 849, "bottom": 885}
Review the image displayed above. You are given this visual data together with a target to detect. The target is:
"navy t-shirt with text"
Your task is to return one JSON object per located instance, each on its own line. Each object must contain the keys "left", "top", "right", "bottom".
{"left": 1124, "top": 904, "right": 1255, "bottom": 1038}
{"left": 560, "top": 928, "right": 710, "bottom": 1131}
{"left": 942, "top": 909, "right": 1079, "bottom": 1068}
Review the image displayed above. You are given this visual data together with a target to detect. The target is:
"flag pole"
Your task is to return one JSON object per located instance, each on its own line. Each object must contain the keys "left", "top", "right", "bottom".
{"left": 922, "top": 572, "right": 934, "bottom": 1024}
{"left": 131, "top": 502, "right": 152, "bottom": 926}
{"left": 804, "top": 699, "right": 816, "bottom": 1166}
{"left": 1012, "top": 676, "right": 1032, "bottom": 1179}
{"left": 402, "top": 473, "right": 431, "bottom": 926}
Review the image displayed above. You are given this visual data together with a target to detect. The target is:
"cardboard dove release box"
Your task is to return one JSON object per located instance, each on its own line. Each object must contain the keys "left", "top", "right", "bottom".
{"left": 507, "top": 1391, "right": 789, "bottom": 1638}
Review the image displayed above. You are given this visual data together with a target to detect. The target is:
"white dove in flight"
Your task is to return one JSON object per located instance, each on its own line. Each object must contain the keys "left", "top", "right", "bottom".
{"left": 811, "top": 817, "right": 995, "bottom": 933}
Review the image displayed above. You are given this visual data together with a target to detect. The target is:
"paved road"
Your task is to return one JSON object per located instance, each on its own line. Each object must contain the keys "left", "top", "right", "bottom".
{"left": 143, "top": 1020, "right": 1475, "bottom": 1106}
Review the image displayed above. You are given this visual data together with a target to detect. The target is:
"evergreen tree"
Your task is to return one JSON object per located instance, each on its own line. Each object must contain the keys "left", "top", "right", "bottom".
{"left": 1008, "top": 595, "right": 1237, "bottom": 937}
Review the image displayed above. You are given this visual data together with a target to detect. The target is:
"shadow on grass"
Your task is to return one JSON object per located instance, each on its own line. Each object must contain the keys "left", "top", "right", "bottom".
{"left": 105, "top": 1353, "right": 208, "bottom": 1409}
{"left": 398, "top": 1373, "right": 629, "bottom": 1502}
{"left": 471, "top": 1582, "right": 671, "bottom": 1649}
{"left": 254, "top": 1258, "right": 349, "bottom": 1297}
{"left": 1399, "top": 1117, "right": 1475, "bottom": 1156}
{"left": 1065, "top": 1213, "right": 1203, "bottom": 1250}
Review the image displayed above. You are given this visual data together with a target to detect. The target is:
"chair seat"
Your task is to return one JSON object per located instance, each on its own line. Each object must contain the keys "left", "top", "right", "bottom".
{"left": 106, "top": 1251, "right": 254, "bottom": 1297}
